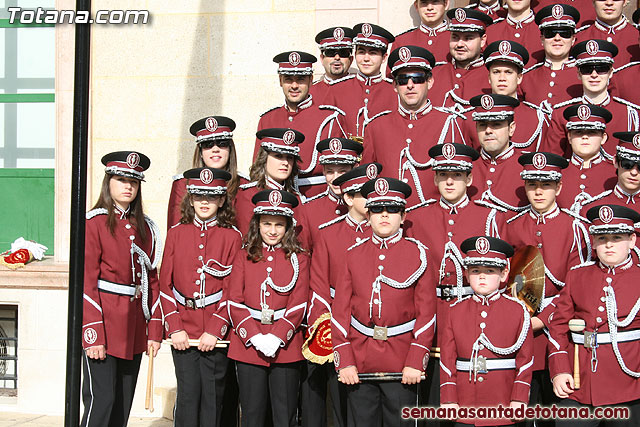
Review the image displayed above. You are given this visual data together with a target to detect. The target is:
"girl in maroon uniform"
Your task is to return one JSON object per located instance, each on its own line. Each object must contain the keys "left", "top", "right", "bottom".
{"left": 160, "top": 167, "right": 242, "bottom": 427}
{"left": 166, "top": 115, "right": 247, "bottom": 229}
{"left": 81, "top": 151, "right": 162, "bottom": 427}
{"left": 227, "top": 189, "right": 309, "bottom": 427}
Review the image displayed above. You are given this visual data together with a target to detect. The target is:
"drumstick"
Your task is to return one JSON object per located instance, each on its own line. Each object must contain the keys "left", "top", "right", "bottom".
{"left": 162, "top": 339, "right": 230, "bottom": 348}
{"left": 145, "top": 343, "right": 154, "bottom": 412}
{"left": 568, "top": 319, "right": 586, "bottom": 390}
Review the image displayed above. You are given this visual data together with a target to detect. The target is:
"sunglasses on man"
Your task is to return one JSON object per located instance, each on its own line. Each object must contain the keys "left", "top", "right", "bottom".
{"left": 578, "top": 64, "right": 612, "bottom": 75}
{"left": 618, "top": 159, "right": 640, "bottom": 171}
{"left": 323, "top": 48, "right": 352, "bottom": 58}
{"left": 542, "top": 28, "right": 573, "bottom": 39}
{"left": 395, "top": 72, "right": 428, "bottom": 86}
{"left": 368, "top": 205, "right": 404, "bottom": 214}
{"left": 199, "top": 140, "right": 231, "bottom": 149}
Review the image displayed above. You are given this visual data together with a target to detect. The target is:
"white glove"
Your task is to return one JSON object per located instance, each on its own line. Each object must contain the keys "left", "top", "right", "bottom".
{"left": 262, "top": 333, "right": 283, "bottom": 358}
{"left": 11, "top": 237, "right": 48, "bottom": 260}
{"left": 249, "top": 333, "right": 267, "bottom": 351}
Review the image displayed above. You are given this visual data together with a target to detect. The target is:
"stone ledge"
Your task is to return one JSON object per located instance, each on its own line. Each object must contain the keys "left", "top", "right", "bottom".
{"left": 0, "top": 257, "right": 69, "bottom": 290}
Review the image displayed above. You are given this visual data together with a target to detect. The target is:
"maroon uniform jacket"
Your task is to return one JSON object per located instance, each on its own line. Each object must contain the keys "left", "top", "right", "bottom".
{"left": 611, "top": 62, "right": 640, "bottom": 102}
{"left": 556, "top": 154, "right": 616, "bottom": 211}
{"left": 577, "top": 18, "right": 640, "bottom": 66}
{"left": 548, "top": 258, "right": 640, "bottom": 406}
{"left": 521, "top": 60, "right": 581, "bottom": 108}
{"left": 472, "top": 146, "right": 529, "bottom": 212}
{"left": 486, "top": 12, "right": 545, "bottom": 67}
{"left": 331, "top": 231, "right": 437, "bottom": 374}
{"left": 227, "top": 247, "right": 310, "bottom": 367}
{"left": 390, "top": 21, "right": 450, "bottom": 65}
{"left": 253, "top": 96, "right": 347, "bottom": 198}
{"left": 82, "top": 207, "right": 162, "bottom": 359}
{"left": 310, "top": 76, "right": 337, "bottom": 106}
{"left": 500, "top": 205, "right": 588, "bottom": 370}
{"left": 580, "top": 184, "right": 640, "bottom": 218}
{"left": 361, "top": 102, "right": 472, "bottom": 209}
{"left": 325, "top": 73, "right": 398, "bottom": 139}
{"left": 298, "top": 188, "right": 348, "bottom": 251}
{"left": 431, "top": 58, "right": 491, "bottom": 107}
{"left": 542, "top": 94, "right": 640, "bottom": 157}
{"left": 405, "top": 196, "right": 501, "bottom": 342}
{"left": 167, "top": 173, "right": 249, "bottom": 229}
{"left": 440, "top": 293, "right": 534, "bottom": 426}
{"left": 465, "top": 100, "right": 549, "bottom": 153}
{"left": 466, "top": 2, "right": 508, "bottom": 21}
{"left": 159, "top": 218, "right": 242, "bottom": 340}
{"left": 307, "top": 214, "right": 371, "bottom": 327}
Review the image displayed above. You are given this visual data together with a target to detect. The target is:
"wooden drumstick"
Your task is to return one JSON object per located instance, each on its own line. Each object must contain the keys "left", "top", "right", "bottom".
{"left": 568, "top": 319, "right": 586, "bottom": 390}
{"left": 145, "top": 343, "right": 154, "bottom": 412}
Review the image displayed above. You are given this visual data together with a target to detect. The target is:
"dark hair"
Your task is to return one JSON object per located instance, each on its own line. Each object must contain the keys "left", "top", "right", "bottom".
{"left": 92, "top": 174, "right": 147, "bottom": 243}
{"left": 244, "top": 214, "right": 303, "bottom": 262}
{"left": 192, "top": 138, "right": 241, "bottom": 200}
{"left": 249, "top": 148, "right": 299, "bottom": 192}
{"left": 179, "top": 193, "right": 236, "bottom": 228}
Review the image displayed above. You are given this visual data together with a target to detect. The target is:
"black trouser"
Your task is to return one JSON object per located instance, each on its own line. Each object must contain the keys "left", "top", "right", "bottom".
{"left": 301, "top": 360, "right": 348, "bottom": 427}
{"left": 236, "top": 360, "right": 301, "bottom": 427}
{"left": 527, "top": 370, "right": 558, "bottom": 427}
{"left": 80, "top": 352, "right": 142, "bottom": 427}
{"left": 418, "top": 357, "right": 448, "bottom": 427}
{"left": 555, "top": 398, "right": 640, "bottom": 427}
{"left": 347, "top": 381, "right": 418, "bottom": 427}
{"left": 171, "top": 347, "right": 229, "bottom": 427}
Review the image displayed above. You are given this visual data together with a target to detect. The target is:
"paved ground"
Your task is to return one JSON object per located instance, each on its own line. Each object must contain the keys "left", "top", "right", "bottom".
{"left": 0, "top": 413, "right": 171, "bottom": 426}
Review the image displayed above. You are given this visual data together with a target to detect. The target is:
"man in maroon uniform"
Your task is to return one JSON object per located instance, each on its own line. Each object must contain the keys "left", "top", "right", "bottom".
{"left": 311, "top": 27, "right": 355, "bottom": 106}
{"left": 332, "top": 177, "right": 436, "bottom": 426}
{"left": 303, "top": 162, "right": 381, "bottom": 427}
{"left": 556, "top": 104, "right": 616, "bottom": 211}
{"left": 326, "top": 23, "right": 397, "bottom": 140}
{"left": 466, "top": 0, "right": 508, "bottom": 21}
{"left": 522, "top": 4, "right": 582, "bottom": 107}
{"left": 499, "top": 152, "right": 590, "bottom": 426}
{"left": 431, "top": 8, "right": 493, "bottom": 107}
{"left": 542, "top": 39, "right": 640, "bottom": 158}
{"left": 390, "top": 0, "right": 451, "bottom": 64}
{"left": 299, "top": 137, "right": 363, "bottom": 250}
{"left": 254, "top": 50, "right": 346, "bottom": 197}
{"left": 470, "top": 93, "right": 529, "bottom": 211}
{"left": 576, "top": 0, "right": 640, "bottom": 65}
{"left": 465, "top": 39, "right": 549, "bottom": 152}
{"left": 581, "top": 132, "right": 640, "bottom": 218}
{"left": 549, "top": 204, "right": 640, "bottom": 426}
{"left": 485, "top": 0, "right": 544, "bottom": 66}
{"left": 362, "top": 45, "right": 470, "bottom": 210}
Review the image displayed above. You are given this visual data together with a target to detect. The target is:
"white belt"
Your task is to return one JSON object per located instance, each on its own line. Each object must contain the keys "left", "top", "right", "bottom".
{"left": 456, "top": 358, "right": 516, "bottom": 371}
{"left": 436, "top": 286, "right": 473, "bottom": 298}
{"left": 330, "top": 287, "right": 335, "bottom": 299}
{"left": 97, "top": 279, "right": 136, "bottom": 296}
{"left": 172, "top": 287, "right": 222, "bottom": 309}
{"left": 350, "top": 316, "right": 415, "bottom": 337}
{"left": 297, "top": 175, "right": 326, "bottom": 187}
{"left": 571, "top": 330, "right": 640, "bottom": 345}
{"left": 247, "top": 306, "right": 286, "bottom": 321}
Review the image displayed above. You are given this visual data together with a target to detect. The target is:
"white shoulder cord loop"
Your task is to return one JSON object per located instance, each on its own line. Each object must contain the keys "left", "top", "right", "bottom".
{"left": 130, "top": 217, "right": 162, "bottom": 321}
{"left": 604, "top": 285, "right": 640, "bottom": 377}
{"left": 469, "top": 298, "right": 530, "bottom": 382}
{"left": 260, "top": 252, "right": 299, "bottom": 310}
{"left": 439, "top": 240, "right": 465, "bottom": 301}
{"left": 369, "top": 239, "right": 428, "bottom": 319}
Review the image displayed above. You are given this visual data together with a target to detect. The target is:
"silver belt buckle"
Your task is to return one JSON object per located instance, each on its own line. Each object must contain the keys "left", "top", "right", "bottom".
{"left": 261, "top": 309, "right": 274, "bottom": 325}
{"left": 185, "top": 299, "right": 195, "bottom": 309}
{"left": 584, "top": 331, "right": 598, "bottom": 349}
{"left": 475, "top": 356, "right": 488, "bottom": 374}
{"left": 373, "top": 326, "right": 388, "bottom": 341}
{"left": 131, "top": 284, "right": 141, "bottom": 302}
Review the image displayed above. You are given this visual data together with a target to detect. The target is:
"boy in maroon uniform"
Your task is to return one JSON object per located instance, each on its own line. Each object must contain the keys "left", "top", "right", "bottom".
{"left": 440, "top": 236, "right": 534, "bottom": 426}
{"left": 549, "top": 204, "right": 640, "bottom": 426}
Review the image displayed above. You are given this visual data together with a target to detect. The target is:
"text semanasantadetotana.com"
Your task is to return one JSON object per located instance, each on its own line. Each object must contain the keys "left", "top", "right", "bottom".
{"left": 401, "top": 404, "right": 630, "bottom": 420}
{"left": 7, "top": 7, "right": 149, "bottom": 25}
